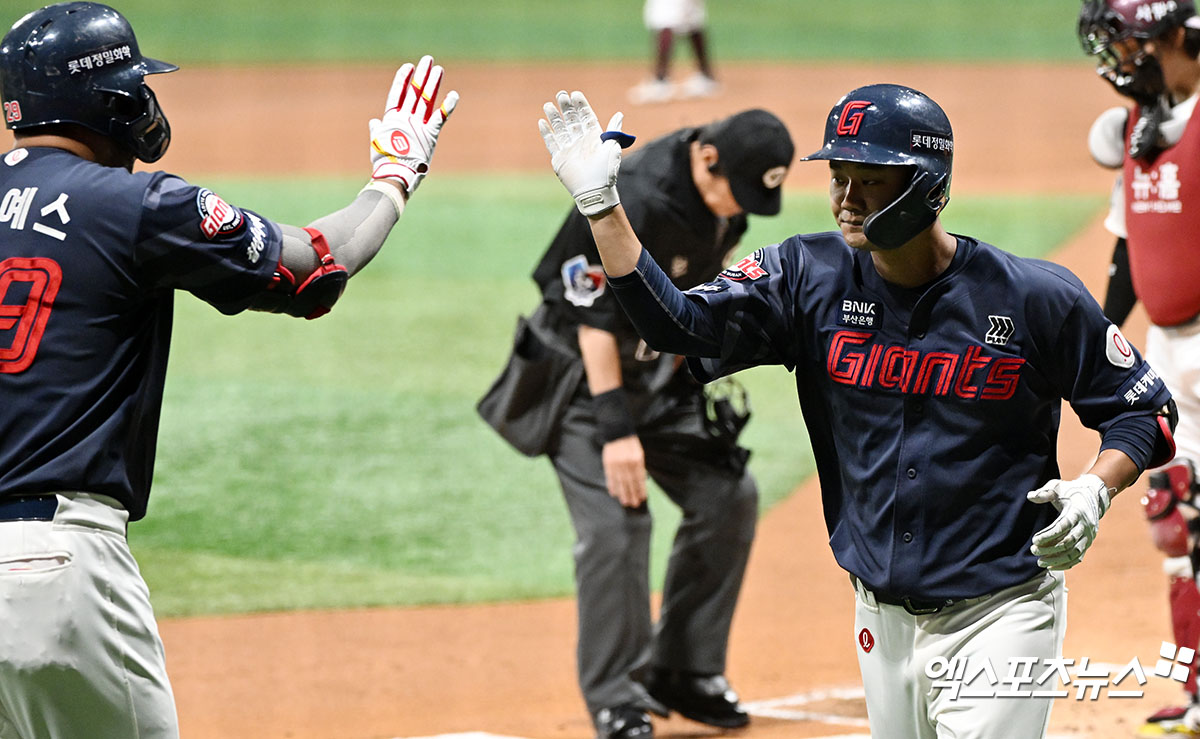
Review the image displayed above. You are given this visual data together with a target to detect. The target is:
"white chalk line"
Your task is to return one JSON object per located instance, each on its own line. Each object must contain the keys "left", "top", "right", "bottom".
{"left": 397, "top": 684, "right": 1086, "bottom": 738}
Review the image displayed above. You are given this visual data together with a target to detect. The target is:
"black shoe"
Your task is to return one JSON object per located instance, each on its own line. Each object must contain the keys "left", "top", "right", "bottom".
{"left": 642, "top": 669, "right": 750, "bottom": 729}
{"left": 594, "top": 704, "right": 654, "bottom": 739}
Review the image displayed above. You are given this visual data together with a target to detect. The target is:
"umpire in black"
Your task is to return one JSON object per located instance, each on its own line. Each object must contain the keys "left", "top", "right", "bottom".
{"left": 479, "top": 109, "right": 794, "bottom": 739}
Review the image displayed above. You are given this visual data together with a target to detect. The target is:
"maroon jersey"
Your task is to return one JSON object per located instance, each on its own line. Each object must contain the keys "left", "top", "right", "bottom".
{"left": 1124, "top": 102, "right": 1200, "bottom": 326}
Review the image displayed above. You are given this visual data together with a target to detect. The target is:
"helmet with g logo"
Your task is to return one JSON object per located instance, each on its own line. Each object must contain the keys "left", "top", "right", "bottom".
{"left": 803, "top": 83, "right": 953, "bottom": 250}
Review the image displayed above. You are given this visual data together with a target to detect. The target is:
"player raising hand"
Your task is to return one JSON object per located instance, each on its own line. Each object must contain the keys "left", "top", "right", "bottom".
{"left": 539, "top": 84, "right": 1176, "bottom": 739}
{"left": 0, "top": 3, "right": 456, "bottom": 736}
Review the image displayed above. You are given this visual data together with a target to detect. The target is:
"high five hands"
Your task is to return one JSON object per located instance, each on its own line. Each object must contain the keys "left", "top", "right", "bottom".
{"left": 369, "top": 55, "right": 459, "bottom": 196}
{"left": 538, "top": 90, "right": 635, "bottom": 217}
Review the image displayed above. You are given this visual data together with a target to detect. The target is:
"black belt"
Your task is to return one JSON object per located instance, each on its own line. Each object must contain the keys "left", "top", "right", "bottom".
{"left": 871, "top": 591, "right": 960, "bottom": 616}
{"left": 851, "top": 574, "right": 970, "bottom": 616}
{"left": 0, "top": 495, "right": 57, "bottom": 522}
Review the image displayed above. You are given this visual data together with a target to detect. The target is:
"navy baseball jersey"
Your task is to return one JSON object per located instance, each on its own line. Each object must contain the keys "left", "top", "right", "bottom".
{"left": 0, "top": 147, "right": 283, "bottom": 519}
{"left": 609, "top": 233, "right": 1172, "bottom": 599}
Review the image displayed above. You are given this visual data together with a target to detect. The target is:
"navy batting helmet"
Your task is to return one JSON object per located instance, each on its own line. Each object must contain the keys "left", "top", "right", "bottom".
{"left": 802, "top": 83, "right": 952, "bottom": 250}
{"left": 1, "top": 2, "right": 177, "bottom": 162}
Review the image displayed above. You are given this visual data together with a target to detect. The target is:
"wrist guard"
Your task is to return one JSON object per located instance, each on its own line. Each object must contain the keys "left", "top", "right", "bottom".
{"left": 249, "top": 227, "right": 349, "bottom": 320}
{"left": 592, "top": 387, "right": 636, "bottom": 443}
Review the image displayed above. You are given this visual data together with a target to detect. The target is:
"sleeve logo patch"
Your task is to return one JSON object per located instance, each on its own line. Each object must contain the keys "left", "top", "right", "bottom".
{"left": 244, "top": 213, "right": 267, "bottom": 265}
{"left": 1121, "top": 364, "right": 1162, "bottom": 405}
{"left": 688, "top": 280, "right": 729, "bottom": 294}
{"left": 561, "top": 255, "right": 606, "bottom": 307}
{"left": 720, "top": 250, "right": 769, "bottom": 282}
{"left": 1106, "top": 324, "right": 1136, "bottom": 369}
{"left": 196, "top": 189, "right": 245, "bottom": 240}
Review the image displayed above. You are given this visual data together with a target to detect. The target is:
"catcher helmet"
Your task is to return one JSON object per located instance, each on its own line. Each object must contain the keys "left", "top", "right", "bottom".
{"left": 1078, "top": 0, "right": 1200, "bottom": 101}
{"left": 1, "top": 2, "right": 178, "bottom": 162}
{"left": 802, "top": 83, "right": 952, "bottom": 250}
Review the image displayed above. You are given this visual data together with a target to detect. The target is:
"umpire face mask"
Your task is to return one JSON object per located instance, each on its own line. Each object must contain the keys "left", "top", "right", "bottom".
{"left": 1098, "top": 38, "right": 1169, "bottom": 104}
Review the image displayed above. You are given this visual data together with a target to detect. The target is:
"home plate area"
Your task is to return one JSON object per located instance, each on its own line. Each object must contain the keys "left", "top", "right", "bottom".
{"left": 400, "top": 685, "right": 1086, "bottom": 739}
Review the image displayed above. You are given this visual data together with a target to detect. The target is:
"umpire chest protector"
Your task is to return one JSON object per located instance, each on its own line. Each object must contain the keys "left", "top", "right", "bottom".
{"left": 1122, "top": 101, "right": 1200, "bottom": 326}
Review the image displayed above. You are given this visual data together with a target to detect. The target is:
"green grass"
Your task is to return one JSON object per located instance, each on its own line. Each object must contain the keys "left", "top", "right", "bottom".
{"left": 130, "top": 174, "right": 1104, "bottom": 616}
{"left": 4, "top": 1, "right": 1090, "bottom": 65}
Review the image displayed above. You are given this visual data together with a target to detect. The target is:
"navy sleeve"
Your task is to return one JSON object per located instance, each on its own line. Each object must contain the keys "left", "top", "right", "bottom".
{"left": 1035, "top": 264, "right": 1172, "bottom": 472}
{"left": 133, "top": 175, "right": 283, "bottom": 314}
{"left": 608, "top": 241, "right": 801, "bottom": 382}
{"left": 607, "top": 247, "right": 723, "bottom": 355}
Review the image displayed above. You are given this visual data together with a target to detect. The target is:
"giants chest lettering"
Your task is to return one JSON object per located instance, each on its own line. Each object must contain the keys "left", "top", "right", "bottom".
{"left": 827, "top": 330, "right": 1025, "bottom": 400}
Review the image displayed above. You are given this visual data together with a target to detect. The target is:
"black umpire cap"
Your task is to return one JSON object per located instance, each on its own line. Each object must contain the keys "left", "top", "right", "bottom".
{"left": 700, "top": 109, "right": 795, "bottom": 216}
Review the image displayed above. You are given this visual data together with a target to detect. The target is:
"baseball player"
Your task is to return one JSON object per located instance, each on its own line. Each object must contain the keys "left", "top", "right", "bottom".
{"left": 480, "top": 109, "right": 793, "bottom": 739}
{"left": 1078, "top": 1, "right": 1200, "bottom": 733}
{"left": 0, "top": 3, "right": 456, "bottom": 737}
{"left": 627, "top": 0, "right": 718, "bottom": 104}
{"left": 537, "top": 85, "right": 1177, "bottom": 738}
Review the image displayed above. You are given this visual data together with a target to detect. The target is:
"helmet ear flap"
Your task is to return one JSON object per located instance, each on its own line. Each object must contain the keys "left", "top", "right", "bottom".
{"left": 862, "top": 170, "right": 950, "bottom": 250}
{"left": 122, "top": 85, "right": 171, "bottom": 162}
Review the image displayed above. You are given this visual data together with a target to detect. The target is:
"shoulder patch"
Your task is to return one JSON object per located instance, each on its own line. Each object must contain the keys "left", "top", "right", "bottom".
{"left": 4, "top": 149, "right": 28, "bottom": 167}
{"left": 196, "top": 188, "right": 245, "bottom": 240}
{"left": 721, "top": 250, "right": 769, "bottom": 281}
{"left": 1106, "top": 324, "right": 1136, "bottom": 369}
{"left": 561, "top": 255, "right": 607, "bottom": 307}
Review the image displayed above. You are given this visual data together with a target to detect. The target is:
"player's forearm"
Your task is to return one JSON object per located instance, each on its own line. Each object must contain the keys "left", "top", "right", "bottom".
{"left": 279, "top": 188, "right": 400, "bottom": 280}
{"left": 1085, "top": 447, "right": 1141, "bottom": 499}
{"left": 585, "top": 205, "right": 643, "bottom": 277}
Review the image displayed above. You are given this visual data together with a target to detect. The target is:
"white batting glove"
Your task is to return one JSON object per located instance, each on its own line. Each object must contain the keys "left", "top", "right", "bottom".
{"left": 1027, "top": 474, "right": 1113, "bottom": 570}
{"left": 538, "top": 90, "right": 633, "bottom": 217}
{"left": 369, "top": 55, "right": 459, "bottom": 196}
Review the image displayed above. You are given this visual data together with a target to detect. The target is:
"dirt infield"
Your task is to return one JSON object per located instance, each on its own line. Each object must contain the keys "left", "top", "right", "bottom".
{"left": 7, "top": 60, "right": 1184, "bottom": 738}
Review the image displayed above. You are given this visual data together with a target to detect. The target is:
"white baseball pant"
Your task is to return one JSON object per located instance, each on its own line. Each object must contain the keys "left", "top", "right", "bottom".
{"left": 852, "top": 570, "right": 1066, "bottom": 738}
{"left": 1146, "top": 320, "right": 1200, "bottom": 466}
{"left": 0, "top": 493, "right": 178, "bottom": 739}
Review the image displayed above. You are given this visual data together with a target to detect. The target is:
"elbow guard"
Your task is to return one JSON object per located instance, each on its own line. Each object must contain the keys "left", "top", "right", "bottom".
{"left": 249, "top": 227, "right": 349, "bottom": 320}
{"left": 1150, "top": 398, "right": 1180, "bottom": 470}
